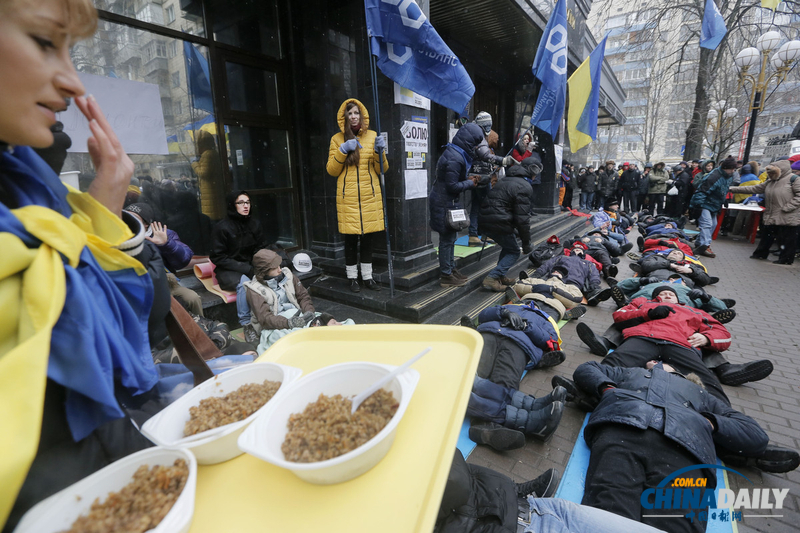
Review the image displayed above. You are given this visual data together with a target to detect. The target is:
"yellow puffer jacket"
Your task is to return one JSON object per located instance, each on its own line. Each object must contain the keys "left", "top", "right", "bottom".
{"left": 326, "top": 98, "right": 389, "bottom": 234}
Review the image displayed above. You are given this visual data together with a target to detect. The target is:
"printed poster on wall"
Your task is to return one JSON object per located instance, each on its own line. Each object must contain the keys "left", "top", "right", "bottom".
{"left": 393, "top": 82, "right": 431, "bottom": 110}
{"left": 400, "top": 121, "right": 428, "bottom": 153}
{"left": 404, "top": 169, "right": 427, "bottom": 200}
{"left": 59, "top": 72, "right": 168, "bottom": 155}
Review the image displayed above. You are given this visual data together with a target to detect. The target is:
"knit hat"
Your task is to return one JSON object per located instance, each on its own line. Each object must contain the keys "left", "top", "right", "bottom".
{"left": 651, "top": 285, "right": 679, "bottom": 300}
{"left": 521, "top": 153, "right": 543, "bottom": 175}
{"left": 720, "top": 158, "right": 737, "bottom": 170}
{"left": 605, "top": 197, "right": 619, "bottom": 209}
{"left": 124, "top": 202, "right": 156, "bottom": 225}
{"left": 475, "top": 112, "right": 492, "bottom": 135}
{"left": 644, "top": 162, "right": 653, "bottom": 168}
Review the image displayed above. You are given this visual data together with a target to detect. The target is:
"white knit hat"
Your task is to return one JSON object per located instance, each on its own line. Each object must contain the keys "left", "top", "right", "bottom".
{"left": 475, "top": 112, "right": 492, "bottom": 135}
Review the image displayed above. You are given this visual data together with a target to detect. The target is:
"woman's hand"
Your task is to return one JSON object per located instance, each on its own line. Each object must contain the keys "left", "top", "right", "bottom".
{"left": 339, "top": 139, "right": 361, "bottom": 154}
{"left": 146, "top": 221, "right": 169, "bottom": 246}
{"left": 688, "top": 333, "right": 709, "bottom": 348}
{"left": 75, "top": 95, "right": 134, "bottom": 217}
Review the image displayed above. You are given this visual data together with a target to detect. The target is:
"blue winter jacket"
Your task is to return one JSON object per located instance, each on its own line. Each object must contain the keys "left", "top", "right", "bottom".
{"left": 429, "top": 124, "right": 485, "bottom": 234}
{"left": 533, "top": 254, "right": 601, "bottom": 293}
{"left": 477, "top": 304, "right": 560, "bottom": 369}
{"left": 574, "top": 361, "right": 768, "bottom": 484}
{"left": 689, "top": 167, "right": 733, "bottom": 214}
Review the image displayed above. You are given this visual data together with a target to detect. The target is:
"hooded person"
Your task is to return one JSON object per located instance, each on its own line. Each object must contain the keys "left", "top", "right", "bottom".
{"left": 689, "top": 158, "right": 737, "bottom": 258}
{"left": 478, "top": 155, "right": 538, "bottom": 291}
{"left": 326, "top": 98, "right": 389, "bottom": 293}
{"left": 210, "top": 190, "right": 268, "bottom": 343}
{"left": 191, "top": 130, "right": 226, "bottom": 221}
{"left": 244, "top": 249, "right": 315, "bottom": 334}
{"left": 729, "top": 159, "right": 800, "bottom": 264}
{"left": 430, "top": 123, "right": 517, "bottom": 288}
{"left": 647, "top": 162, "right": 669, "bottom": 215}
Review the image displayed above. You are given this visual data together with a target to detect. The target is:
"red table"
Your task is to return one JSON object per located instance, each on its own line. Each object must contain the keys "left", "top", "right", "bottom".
{"left": 713, "top": 203, "right": 765, "bottom": 244}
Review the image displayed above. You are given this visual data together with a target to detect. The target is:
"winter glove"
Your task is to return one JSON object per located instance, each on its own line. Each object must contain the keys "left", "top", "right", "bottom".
{"left": 529, "top": 284, "right": 553, "bottom": 296}
{"left": 647, "top": 305, "right": 676, "bottom": 320}
{"left": 500, "top": 308, "right": 525, "bottom": 330}
{"left": 687, "top": 289, "right": 711, "bottom": 303}
{"left": 302, "top": 311, "right": 316, "bottom": 323}
{"left": 339, "top": 139, "right": 361, "bottom": 154}
{"left": 288, "top": 316, "right": 307, "bottom": 329}
{"left": 639, "top": 277, "right": 658, "bottom": 286}
{"left": 374, "top": 134, "right": 386, "bottom": 153}
{"left": 502, "top": 155, "right": 519, "bottom": 167}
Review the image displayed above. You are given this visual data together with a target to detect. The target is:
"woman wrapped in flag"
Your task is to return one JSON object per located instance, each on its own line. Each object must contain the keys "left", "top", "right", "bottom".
{"left": 0, "top": 0, "right": 170, "bottom": 528}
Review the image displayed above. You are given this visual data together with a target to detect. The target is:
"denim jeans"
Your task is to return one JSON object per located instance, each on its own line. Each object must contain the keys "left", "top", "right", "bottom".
{"left": 487, "top": 233, "right": 520, "bottom": 279}
{"left": 606, "top": 231, "right": 625, "bottom": 245}
{"left": 525, "top": 496, "right": 665, "bottom": 533}
{"left": 696, "top": 208, "right": 716, "bottom": 247}
{"left": 236, "top": 274, "right": 252, "bottom": 326}
{"left": 468, "top": 187, "right": 488, "bottom": 237}
{"left": 437, "top": 230, "right": 458, "bottom": 276}
{"left": 466, "top": 376, "right": 515, "bottom": 423}
{"left": 580, "top": 191, "right": 594, "bottom": 210}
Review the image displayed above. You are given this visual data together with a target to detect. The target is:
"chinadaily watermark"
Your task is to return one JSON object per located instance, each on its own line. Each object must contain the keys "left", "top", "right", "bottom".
{"left": 641, "top": 464, "right": 789, "bottom": 525}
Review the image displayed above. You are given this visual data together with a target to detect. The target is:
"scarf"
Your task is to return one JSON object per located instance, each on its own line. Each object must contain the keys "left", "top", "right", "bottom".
{"left": 0, "top": 146, "right": 157, "bottom": 523}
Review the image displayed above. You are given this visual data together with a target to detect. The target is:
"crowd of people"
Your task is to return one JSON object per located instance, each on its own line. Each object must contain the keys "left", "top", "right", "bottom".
{"left": 2, "top": 1, "right": 799, "bottom": 532}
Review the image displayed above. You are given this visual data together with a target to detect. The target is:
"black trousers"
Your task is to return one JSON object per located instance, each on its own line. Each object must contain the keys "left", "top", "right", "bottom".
{"left": 602, "top": 337, "right": 729, "bottom": 406}
{"left": 583, "top": 425, "right": 707, "bottom": 533}
{"left": 622, "top": 190, "right": 638, "bottom": 213}
{"left": 344, "top": 232, "right": 375, "bottom": 266}
{"left": 752, "top": 224, "right": 799, "bottom": 264}
{"left": 648, "top": 194, "right": 665, "bottom": 215}
{"left": 476, "top": 332, "right": 528, "bottom": 390}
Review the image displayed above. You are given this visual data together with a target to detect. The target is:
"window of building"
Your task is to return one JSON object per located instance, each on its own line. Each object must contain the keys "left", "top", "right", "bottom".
{"left": 627, "top": 142, "right": 638, "bottom": 151}
{"left": 172, "top": 71, "right": 180, "bottom": 87}
{"left": 166, "top": 5, "right": 175, "bottom": 23}
{"left": 174, "top": 101, "right": 182, "bottom": 116}
{"left": 168, "top": 41, "right": 178, "bottom": 58}
{"left": 98, "top": 0, "right": 205, "bottom": 37}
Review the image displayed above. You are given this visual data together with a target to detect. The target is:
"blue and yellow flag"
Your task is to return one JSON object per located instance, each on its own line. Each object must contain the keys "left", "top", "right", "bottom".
{"left": 761, "top": 0, "right": 780, "bottom": 11}
{"left": 567, "top": 35, "right": 607, "bottom": 152}
{"left": 530, "top": 0, "right": 569, "bottom": 138}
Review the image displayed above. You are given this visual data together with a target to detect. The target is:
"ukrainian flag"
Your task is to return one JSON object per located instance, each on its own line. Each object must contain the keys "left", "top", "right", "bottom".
{"left": 567, "top": 35, "right": 608, "bottom": 152}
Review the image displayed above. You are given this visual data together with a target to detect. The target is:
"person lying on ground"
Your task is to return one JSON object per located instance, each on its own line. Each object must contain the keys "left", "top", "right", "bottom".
{"left": 510, "top": 266, "right": 588, "bottom": 322}
{"left": 435, "top": 449, "right": 665, "bottom": 533}
{"left": 578, "top": 227, "right": 630, "bottom": 279}
{"left": 632, "top": 248, "right": 715, "bottom": 287}
{"left": 459, "top": 303, "right": 566, "bottom": 451}
{"left": 574, "top": 360, "right": 768, "bottom": 533}
{"left": 532, "top": 242, "right": 603, "bottom": 301}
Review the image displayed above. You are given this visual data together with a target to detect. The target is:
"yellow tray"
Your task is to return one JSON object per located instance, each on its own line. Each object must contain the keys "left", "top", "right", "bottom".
{"left": 189, "top": 324, "right": 482, "bottom": 533}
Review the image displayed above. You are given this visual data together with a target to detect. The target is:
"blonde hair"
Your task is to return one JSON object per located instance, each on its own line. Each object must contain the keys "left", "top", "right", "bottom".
{"left": 0, "top": 0, "right": 98, "bottom": 39}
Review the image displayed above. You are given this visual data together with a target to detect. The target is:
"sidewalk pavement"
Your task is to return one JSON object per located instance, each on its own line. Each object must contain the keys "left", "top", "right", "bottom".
{"left": 466, "top": 232, "right": 800, "bottom": 533}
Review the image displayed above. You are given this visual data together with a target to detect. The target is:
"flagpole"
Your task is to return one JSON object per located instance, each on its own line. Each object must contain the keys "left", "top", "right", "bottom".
{"left": 367, "top": 45, "right": 396, "bottom": 298}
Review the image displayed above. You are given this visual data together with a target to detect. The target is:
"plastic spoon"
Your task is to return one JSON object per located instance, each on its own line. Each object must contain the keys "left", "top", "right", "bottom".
{"left": 351, "top": 347, "right": 432, "bottom": 414}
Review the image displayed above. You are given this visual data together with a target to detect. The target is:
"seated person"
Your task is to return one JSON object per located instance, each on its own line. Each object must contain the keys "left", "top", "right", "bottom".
{"left": 435, "top": 451, "right": 665, "bottom": 533}
{"left": 210, "top": 190, "right": 269, "bottom": 343}
{"left": 124, "top": 202, "right": 202, "bottom": 316}
{"left": 633, "top": 249, "right": 714, "bottom": 287}
{"left": 531, "top": 242, "right": 603, "bottom": 302}
{"left": 511, "top": 266, "right": 587, "bottom": 321}
{"left": 591, "top": 207, "right": 626, "bottom": 245}
{"left": 461, "top": 304, "right": 566, "bottom": 451}
{"left": 245, "top": 249, "right": 315, "bottom": 334}
{"left": 603, "top": 197, "right": 634, "bottom": 236}
{"left": 574, "top": 360, "right": 768, "bottom": 533}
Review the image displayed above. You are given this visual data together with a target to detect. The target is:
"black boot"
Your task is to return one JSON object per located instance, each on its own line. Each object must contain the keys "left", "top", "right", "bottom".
{"left": 511, "top": 386, "right": 568, "bottom": 411}
{"left": 522, "top": 402, "right": 564, "bottom": 441}
{"left": 610, "top": 285, "right": 627, "bottom": 308}
{"left": 551, "top": 375, "right": 599, "bottom": 412}
{"left": 468, "top": 421, "right": 526, "bottom": 452}
{"left": 460, "top": 315, "right": 477, "bottom": 329}
{"left": 505, "top": 286, "right": 523, "bottom": 304}
{"left": 535, "top": 350, "right": 566, "bottom": 369}
{"left": 576, "top": 322, "right": 611, "bottom": 356}
{"left": 718, "top": 445, "right": 800, "bottom": 474}
{"left": 715, "top": 360, "right": 773, "bottom": 386}
{"left": 562, "top": 306, "right": 587, "bottom": 321}
{"left": 711, "top": 308, "right": 736, "bottom": 324}
{"left": 349, "top": 279, "right": 361, "bottom": 293}
{"left": 586, "top": 288, "right": 612, "bottom": 306}
{"left": 516, "top": 468, "right": 560, "bottom": 498}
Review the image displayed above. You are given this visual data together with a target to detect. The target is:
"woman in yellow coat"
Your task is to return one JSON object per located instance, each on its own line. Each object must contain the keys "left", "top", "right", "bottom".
{"left": 326, "top": 99, "right": 389, "bottom": 293}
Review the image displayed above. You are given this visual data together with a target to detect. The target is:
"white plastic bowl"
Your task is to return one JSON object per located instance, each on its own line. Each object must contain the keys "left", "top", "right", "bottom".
{"left": 238, "top": 362, "right": 419, "bottom": 485}
{"left": 141, "top": 362, "right": 302, "bottom": 464}
{"left": 14, "top": 447, "right": 196, "bottom": 533}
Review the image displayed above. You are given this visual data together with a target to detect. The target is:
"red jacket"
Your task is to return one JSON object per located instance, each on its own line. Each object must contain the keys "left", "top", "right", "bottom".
{"left": 613, "top": 297, "right": 731, "bottom": 352}
{"left": 643, "top": 238, "right": 694, "bottom": 258}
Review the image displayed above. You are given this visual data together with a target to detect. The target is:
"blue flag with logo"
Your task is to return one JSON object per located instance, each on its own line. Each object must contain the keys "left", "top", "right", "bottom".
{"left": 530, "top": 0, "right": 568, "bottom": 138}
{"left": 700, "top": 0, "right": 727, "bottom": 50}
{"left": 183, "top": 41, "right": 214, "bottom": 113}
{"left": 364, "top": 0, "right": 474, "bottom": 114}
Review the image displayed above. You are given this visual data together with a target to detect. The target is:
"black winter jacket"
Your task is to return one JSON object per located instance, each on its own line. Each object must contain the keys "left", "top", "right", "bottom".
{"left": 210, "top": 191, "right": 268, "bottom": 290}
{"left": 429, "top": 124, "right": 484, "bottom": 234}
{"left": 619, "top": 169, "right": 639, "bottom": 192}
{"left": 578, "top": 171, "right": 597, "bottom": 193}
{"left": 598, "top": 169, "right": 618, "bottom": 197}
{"left": 574, "top": 361, "right": 768, "bottom": 484}
{"left": 639, "top": 254, "right": 710, "bottom": 287}
{"left": 478, "top": 164, "right": 533, "bottom": 247}
{"left": 534, "top": 254, "right": 601, "bottom": 293}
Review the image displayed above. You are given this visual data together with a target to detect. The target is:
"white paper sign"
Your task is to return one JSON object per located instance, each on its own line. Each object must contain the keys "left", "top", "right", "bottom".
{"left": 554, "top": 145, "right": 563, "bottom": 178}
{"left": 448, "top": 125, "right": 457, "bottom": 143}
{"left": 393, "top": 83, "right": 431, "bottom": 110}
{"left": 380, "top": 132, "right": 388, "bottom": 155}
{"left": 59, "top": 72, "right": 168, "bottom": 155}
{"left": 236, "top": 149, "right": 244, "bottom": 166}
{"left": 406, "top": 152, "right": 424, "bottom": 169}
{"left": 400, "top": 121, "right": 428, "bottom": 153}
{"left": 404, "top": 169, "right": 427, "bottom": 200}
